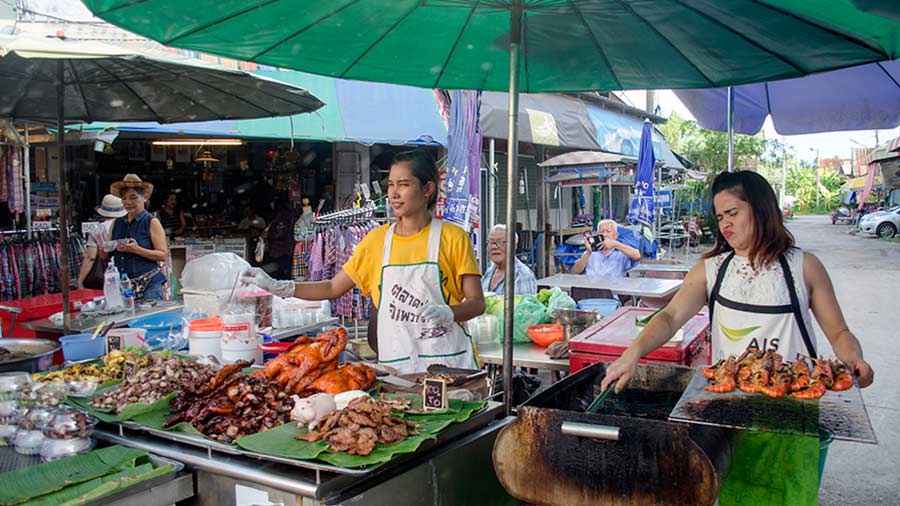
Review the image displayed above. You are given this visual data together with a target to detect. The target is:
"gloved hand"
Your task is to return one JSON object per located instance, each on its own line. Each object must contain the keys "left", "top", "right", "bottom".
{"left": 240, "top": 267, "right": 295, "bottom": 298}
{"left": 419, "top": 304, "right": 455, "bottom": 325}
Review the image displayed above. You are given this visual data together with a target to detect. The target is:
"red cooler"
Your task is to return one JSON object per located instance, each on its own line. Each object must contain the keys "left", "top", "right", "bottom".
{"left": 569, "top": 306, "right": 711, "bottom": 373}
{"left": 0, "top": 290, "right": 102, "bottom": 338}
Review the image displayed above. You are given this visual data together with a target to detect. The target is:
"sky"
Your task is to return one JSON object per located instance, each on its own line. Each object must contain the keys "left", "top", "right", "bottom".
{"left": 619, "top": 90, "right": 899, "bottom": 163}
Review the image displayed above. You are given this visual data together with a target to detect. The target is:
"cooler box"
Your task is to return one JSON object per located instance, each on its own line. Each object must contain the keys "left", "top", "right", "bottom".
{"left": 569, "top": 306, "right": 711, "bottom": 373}
{"left": 0, "top": 290, "right": 103, "bottom": 338}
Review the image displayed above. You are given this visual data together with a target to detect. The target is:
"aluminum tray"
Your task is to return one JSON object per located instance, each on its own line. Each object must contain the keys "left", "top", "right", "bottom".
{"left": 669, "top": 368, "right": 877, "bottom": 444}
{"left": 107, "top": 400, "right": 503, "bottom": 476}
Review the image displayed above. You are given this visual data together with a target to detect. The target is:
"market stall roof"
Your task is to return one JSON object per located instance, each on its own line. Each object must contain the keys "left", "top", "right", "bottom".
{"left": 480, "top": 92, "right": 685, "bottom": 170}
{"left": 842, "top": 174, "right": 883, "bottom": 191}
{"left": 538, "top": 151, "right": 637, "bottom": 168}
{"left": 544, "top": 167, "right": 614, "bottom": 187}
{"left": 76, "top": 69, "right": 447, "bottom": 145}
{"left": 674, "top": 59, "right": 900, "bottom": 135}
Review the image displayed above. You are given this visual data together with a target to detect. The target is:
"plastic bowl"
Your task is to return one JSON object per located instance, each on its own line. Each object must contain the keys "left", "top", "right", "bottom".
{"left": 59, "top": 334, "right": 107, "bottom": 362}
{"left": 258, "top": 334, "right": 286, "bottom": 363}
{"left": 528, "top": 324, "right": 565, "bottom": 347}
{"left": 128, "top": 312, "right": 183, "bottom": 342}
{"left": 576, "top": 298, "right": 621, "bottom": 317}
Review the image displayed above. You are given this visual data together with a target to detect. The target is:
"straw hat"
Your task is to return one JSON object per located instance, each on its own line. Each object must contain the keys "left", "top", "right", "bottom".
{"left": 110, "top": 174, "right": 154, "bottom": 198}
{"left": 95, "top": 194, "right": 127, "bottom": 218}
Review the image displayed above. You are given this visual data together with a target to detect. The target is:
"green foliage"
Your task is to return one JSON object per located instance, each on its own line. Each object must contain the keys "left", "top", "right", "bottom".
{"left": 758, "top": 164, "right": 845, "bottom": 212}
{"left": 658, "top": 112, "right": 766, "bottom": 173}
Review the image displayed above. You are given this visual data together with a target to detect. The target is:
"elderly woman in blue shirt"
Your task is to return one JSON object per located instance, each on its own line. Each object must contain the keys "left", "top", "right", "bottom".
{"left": 481, "top": 225, "right": 538, "bottom": 295}
{"left": 572, "top": 219, "right": 640, "bottom": 278}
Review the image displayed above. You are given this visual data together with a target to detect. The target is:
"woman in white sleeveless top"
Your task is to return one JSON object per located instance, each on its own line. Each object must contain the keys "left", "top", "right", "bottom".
{"left": 601, "top": 171, "right": 873, "bottom": 505}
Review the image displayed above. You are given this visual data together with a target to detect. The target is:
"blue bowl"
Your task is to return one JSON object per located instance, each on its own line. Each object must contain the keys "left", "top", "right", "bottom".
{"left": 128, "top": 312, "right": 183, "bottom": 341}
{"left": 59, "top": 333, "right": 107, "bottom": 362}
{"left": 577, "top": 298, "right": 621, "bottom": 317}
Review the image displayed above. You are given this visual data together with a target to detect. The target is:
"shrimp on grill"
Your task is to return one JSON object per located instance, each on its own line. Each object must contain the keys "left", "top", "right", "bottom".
{"left": 704, "top": 355, "right": 738, "bottom": 393}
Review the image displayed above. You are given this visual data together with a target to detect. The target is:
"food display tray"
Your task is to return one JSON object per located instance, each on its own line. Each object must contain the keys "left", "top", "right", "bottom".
{"left": 110, "top": 401, "right": 503, "bottom": 476}
{"left": 668, "top": 368, "right": 877, "bottom": 443}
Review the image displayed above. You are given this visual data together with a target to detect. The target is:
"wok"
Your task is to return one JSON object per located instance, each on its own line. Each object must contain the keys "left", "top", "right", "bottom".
{"left": 0, "top": 339, "right": 60, "bottom": 373}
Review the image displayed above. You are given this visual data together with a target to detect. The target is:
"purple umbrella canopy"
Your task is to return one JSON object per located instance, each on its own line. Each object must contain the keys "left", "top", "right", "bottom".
{"left": 674, "top": 59, "right": 900, "bottom": 135}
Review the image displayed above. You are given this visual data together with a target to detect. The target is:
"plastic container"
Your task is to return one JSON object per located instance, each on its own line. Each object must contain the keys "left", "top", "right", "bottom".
{"left": 104, "top": 328, "right": 147, "bottom": 349}
{"left": 59, "top": 333, "right": 107, "bottom": 362}
{"left": 528, "top": 324, "right": 565, "bottom": 347}
{"left": 189, "top": 316, "right": 223, "bottom": 360}
{"left": 65, "top": 378, "right": 99, "bottom": 398}
{"left": 577, "top": 298, "right": 621, "bottom": 317}
{"left": 468, "top": 314, "right": 499, "bottom": 346}
{"left": 16, "top": 381, "right": 66, "bottom": 407}
{"left": 0, "top": 399, "right": 19, "bottom": 417}
{"left": 43, "top": 408, "right": 96, "bottom": 440}
{"left": 128, "top": 312, "right": 183, "bottom": 342}
{"left": 40, "top": 437, "right": 94, "bottom": 462}
{"left": 258, "top": 336, "right": 291, "bottom": 363}
{"left": 103, "top": 258, "right": 124, "bottom": 310}
{"left": 0, "top": 372, "right": 31, "bottom": 400}
{"left": 0, "top": 419, "right": 17, "bottom": 446}
{"left": 13, "top": 428, "right": 44, "bottom": 454}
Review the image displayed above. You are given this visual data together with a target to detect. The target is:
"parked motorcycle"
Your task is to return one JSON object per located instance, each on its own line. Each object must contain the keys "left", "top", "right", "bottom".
{"left": 831, "top": 206, "right": 853, "bottom": 225}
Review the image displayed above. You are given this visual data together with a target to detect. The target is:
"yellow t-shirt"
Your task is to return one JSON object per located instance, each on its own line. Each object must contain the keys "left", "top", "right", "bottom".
{"left": 343, "top": 221, "right": 481, "bottom": 308}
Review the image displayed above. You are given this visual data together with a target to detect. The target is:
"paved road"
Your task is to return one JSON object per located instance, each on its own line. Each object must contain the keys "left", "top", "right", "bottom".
{"left": 791, "top": 216, "right": 900, "bottom": 505}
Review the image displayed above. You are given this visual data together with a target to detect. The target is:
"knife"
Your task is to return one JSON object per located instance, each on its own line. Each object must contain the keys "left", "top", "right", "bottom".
{"left": 379, "top": 374, "right": 418, "bottom": 389}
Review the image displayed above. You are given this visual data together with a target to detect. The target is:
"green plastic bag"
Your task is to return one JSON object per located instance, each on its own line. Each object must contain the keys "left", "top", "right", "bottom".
{"left": 546, "top": 287, "right": 576, "bottom": 317}
{"left": 495, "top": 294, "right": 550, "bottom": 343}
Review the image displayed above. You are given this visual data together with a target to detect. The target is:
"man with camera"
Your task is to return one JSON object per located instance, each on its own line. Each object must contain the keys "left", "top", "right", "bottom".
{"left": 572, "top": 219, "right": 640, "bottom": 278}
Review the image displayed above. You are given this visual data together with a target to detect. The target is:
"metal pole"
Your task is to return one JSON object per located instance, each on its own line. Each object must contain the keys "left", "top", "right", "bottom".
{"left": 815, "top": 148, "right": 820, "bottom": 209}
{"left": 502, "top": 0, "right": 522, "bottom": 417}
{"left": 24, "top": 123, "right": 31, "bottom": 240}
{"left": 489, "top": 138, "right": 496, "bottom": 229}
{"left": 781, "top": 137, "right": 787, "bottom": 210}
{"left": 57, "top": 61, "right": 71, "bottom": 334}
{"left": 607, "top": 177, "right": 613, "bottom": 220}
{"left": 727, "top": 86, "right": 734, "bottom": 172}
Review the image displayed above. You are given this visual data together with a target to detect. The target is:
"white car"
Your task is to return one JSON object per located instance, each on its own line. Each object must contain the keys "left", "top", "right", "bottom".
{"left": 858, "top": 206, "right": 900, "bottom": 238}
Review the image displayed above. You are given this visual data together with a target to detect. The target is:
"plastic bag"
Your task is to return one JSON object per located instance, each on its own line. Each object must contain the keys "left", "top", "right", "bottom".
{"left": 181, "top": 253, "right": 249, "bottom": 293}
{"left": 546, "top": 287, "right": 576, "bottom": 318}
{"left": 495, "top": 294, "right": 550, "bottom": 343}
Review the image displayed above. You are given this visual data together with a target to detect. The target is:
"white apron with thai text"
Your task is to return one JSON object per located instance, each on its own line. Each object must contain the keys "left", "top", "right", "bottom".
{"left": 376, "top": 220, "right": 477, "bottom": 374}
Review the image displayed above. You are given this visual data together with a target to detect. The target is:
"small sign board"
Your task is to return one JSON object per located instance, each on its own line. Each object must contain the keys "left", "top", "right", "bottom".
{"left": 423, "top": 378, "right": 448, "bottom": 410}
{"left": 123, "top": 360, "right": 136, "bottom": 378}
{"left": 106, "top": 334, "right": 123, "bottom": 353}
{"left": 655, "top": 189, "right": 673, "bottom": 210}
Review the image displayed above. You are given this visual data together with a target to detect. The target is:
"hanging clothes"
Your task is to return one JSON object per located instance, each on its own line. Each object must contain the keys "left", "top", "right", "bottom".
{"left": 0, "top": 232, "right": 84, "bottom": 301}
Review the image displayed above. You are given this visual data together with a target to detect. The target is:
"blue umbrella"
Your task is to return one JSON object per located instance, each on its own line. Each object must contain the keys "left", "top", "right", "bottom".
{"left": 628, "top": 120, "right": 656, "bottom": 225}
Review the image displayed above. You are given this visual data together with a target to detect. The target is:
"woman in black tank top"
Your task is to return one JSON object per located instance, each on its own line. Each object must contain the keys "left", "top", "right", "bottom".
{"left": 157, "top": 193, "right": 186, "bottom": 237}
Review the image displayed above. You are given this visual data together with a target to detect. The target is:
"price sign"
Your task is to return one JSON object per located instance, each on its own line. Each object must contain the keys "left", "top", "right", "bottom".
{"left": 423, "top": 378, "right": 448, "bottom": 410}
{"left": 106, "top": 334, "right": 123, "bottom": 353}
{"left": 123, "top": 360, "right": 136, "bottom": 378}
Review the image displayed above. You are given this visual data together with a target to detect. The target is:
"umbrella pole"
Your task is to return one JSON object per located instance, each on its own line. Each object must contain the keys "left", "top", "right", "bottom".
{"left": 24, "top": 123, "right": 31, "bottom": 240}
{"left": 56, "top": 61, "right": 71, "bottom": 334}
{"left": 502, "top": 0, "right": 523, "bottom": 417}
{"left": 727, "top": 86, "right": 734, "bottom": 173}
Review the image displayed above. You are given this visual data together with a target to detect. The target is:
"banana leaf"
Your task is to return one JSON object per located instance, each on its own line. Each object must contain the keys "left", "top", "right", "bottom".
{"left": 129, "top": 409, "right": 206, "bottom": 438}
{"left": 0, "top": 446, "right": 148, "bottom": 505}
{"left": 22, "top": 462, "right": 173, "bottom": 506}
{"left": 315, "top": 431, "right": 437, "bottom": 468}
{"left": 66, "top": 391, "right": 178, "bottom": 423}
{"left": 235, "top": 422, "right": 330, "bottom": 460}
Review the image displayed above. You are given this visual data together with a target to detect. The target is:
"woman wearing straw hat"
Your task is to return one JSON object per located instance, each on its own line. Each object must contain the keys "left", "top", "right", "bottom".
{"left": 77, "top": 194, "right": 127, "bottom": 290}
{"left": 98, "top": 174, "right": 169, "bottom": 301}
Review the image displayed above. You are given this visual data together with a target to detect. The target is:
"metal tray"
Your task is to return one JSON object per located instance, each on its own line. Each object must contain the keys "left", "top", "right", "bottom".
{"left": 107, "top": 401, "right": 503, "bottom": 476}
{"left": 669, "top": 368, "right": 877, "bottom": 444}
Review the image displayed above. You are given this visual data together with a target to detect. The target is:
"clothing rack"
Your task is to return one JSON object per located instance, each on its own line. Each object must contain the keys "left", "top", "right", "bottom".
{"left": 313, "top": 205, "right": 379, "bottom": 225}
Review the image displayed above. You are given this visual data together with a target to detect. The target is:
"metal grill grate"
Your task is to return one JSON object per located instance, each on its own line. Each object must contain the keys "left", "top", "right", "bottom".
{"left": 669, "top": 369, "right": 876, "bottom": 444}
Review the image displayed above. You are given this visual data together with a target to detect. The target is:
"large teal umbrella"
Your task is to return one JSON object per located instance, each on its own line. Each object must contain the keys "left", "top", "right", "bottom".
{"left": 81, "top": 0, "right": 900, "bottom": 414}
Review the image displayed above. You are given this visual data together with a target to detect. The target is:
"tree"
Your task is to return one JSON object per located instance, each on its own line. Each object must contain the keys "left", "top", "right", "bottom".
{"left": 658, "top": 112, "right": 766, "bottom": 173}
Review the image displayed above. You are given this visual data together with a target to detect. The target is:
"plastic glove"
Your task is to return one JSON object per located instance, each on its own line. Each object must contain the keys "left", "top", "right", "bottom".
{"left": 240, "top": 267, "right": 295, "bottom": 298}
{"left": 419, "top": 304, "right": 455, "bottom": 325}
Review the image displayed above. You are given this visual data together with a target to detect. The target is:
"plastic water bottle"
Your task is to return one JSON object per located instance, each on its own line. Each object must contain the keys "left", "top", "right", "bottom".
{"left": 103, "top": 259, "right": 124, "bottom": 309}
{"left": 120, "top": 273, "right": 135, "bottom": 312}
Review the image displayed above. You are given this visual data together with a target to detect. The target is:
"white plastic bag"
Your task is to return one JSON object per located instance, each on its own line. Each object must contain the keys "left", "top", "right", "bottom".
{"left": 181, "top": 253, "right": 250, "bottom": 293}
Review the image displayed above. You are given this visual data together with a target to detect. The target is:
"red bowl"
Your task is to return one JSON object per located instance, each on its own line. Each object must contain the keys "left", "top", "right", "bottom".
{"left": 528, "top": 324, "right": 565, "bottom": 347}
{"left": 258, "top": 341, "right": 293, "bottom": 354}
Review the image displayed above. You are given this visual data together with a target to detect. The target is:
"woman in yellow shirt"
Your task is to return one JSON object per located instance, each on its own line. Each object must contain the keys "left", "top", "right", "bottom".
{"left": 243, "top": 150, "right": 485, "bottom": 373}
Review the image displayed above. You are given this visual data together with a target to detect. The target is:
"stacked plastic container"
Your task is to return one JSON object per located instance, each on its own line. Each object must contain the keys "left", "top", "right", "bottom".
{"left": 188, "top": 316, "right": 223, "bottom": 360}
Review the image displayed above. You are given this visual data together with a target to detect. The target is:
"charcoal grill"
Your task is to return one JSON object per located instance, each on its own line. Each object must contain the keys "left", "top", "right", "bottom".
{"left": 493, "top": 362, "right": 735, "bottom": 506}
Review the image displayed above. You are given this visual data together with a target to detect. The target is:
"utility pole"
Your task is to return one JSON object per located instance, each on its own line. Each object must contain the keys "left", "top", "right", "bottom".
{"left": 780, "top": 138, "right": 786, "bottom": 209}
{"left": 815, "top": 148, "right": 820, "bottom": 209}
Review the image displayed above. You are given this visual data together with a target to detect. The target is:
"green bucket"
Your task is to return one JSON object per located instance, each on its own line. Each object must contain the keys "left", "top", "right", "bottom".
{"left": 818, "top": 428, "right": 835, "bottom": 487}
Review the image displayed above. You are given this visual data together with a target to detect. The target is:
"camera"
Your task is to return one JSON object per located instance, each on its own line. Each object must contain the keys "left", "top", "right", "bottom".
{"left": 585, "top": 233, "right": 605, "bottom": 251}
